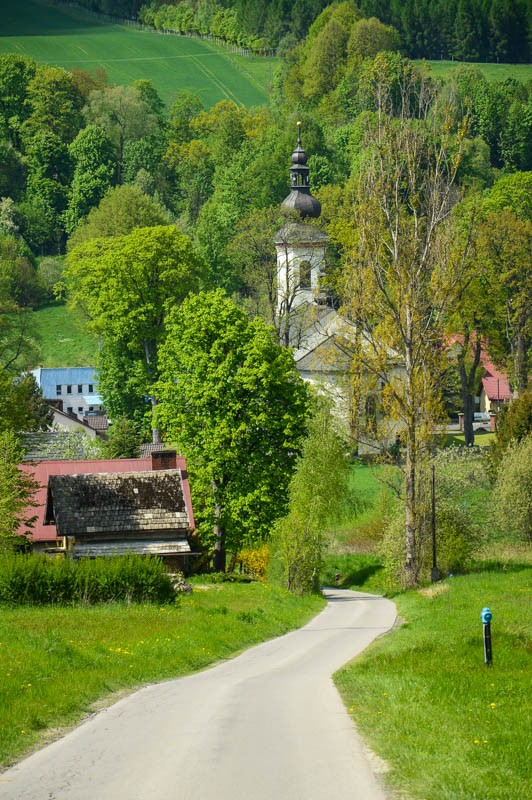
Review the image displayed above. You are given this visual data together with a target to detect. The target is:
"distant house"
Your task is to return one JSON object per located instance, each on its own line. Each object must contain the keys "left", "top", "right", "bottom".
{"left": 21, "top": 451, "right": 195, "bottom": 570}
{"left": 31, "top": 367, "right": 103, "bottom": 420}
{"left": 479, "top": 361, "right": 513, "bottom": 414}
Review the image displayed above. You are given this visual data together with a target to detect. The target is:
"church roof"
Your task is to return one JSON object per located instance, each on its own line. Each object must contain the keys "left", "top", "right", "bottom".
{"left": 281, "top": 123, "right": 321, "bottom": 219}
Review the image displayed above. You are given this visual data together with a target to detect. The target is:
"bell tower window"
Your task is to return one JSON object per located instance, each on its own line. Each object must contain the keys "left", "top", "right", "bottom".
{"left": 299, "top": 260, "right": 312, "bottom": 290}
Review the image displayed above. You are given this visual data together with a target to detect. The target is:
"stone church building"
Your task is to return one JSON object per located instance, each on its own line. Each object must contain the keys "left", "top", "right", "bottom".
{"left": 274, "top": 124, "right": 357, "bottom": 436}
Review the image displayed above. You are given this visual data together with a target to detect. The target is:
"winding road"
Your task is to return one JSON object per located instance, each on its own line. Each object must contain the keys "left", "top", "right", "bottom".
{"left": 0, "top": 589, "right": 396, "bottom": 800}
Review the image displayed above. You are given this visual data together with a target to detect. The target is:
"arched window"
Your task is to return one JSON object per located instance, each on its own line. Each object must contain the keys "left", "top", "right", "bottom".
{"left": 299, "top": 260, "right": 311, "bottom": 289}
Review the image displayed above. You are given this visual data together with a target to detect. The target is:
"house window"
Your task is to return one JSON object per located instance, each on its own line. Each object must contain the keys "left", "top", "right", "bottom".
{"left": 67, "top": 407, "right": 73, "bottom": 414}
{"left": 78, "top": 384, "right": 83, "bottom": 393}
{"left": 78, "top": 406, "right": 83, "bottom": 413}
{"left": 89, "top": 406, "right": 94, "bottom": 411}
{"left": 299, "top": 260, "right": 311, "bottom": 289}
{"left": 67, "top": 385, "right": 72, "bottom": 394}
{"left": 88, "top": 384, "right": 94, "bottom": 393}
{"left": 56, "top": 385, "right": 62, "bottom": 396}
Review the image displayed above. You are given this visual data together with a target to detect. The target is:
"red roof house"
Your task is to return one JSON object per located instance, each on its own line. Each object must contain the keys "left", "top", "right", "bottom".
{"left": 20, "top": 451, "right": 195, "bottom": 562}
{"left": 480, "top": 361, "right": 512, "bottom": 412}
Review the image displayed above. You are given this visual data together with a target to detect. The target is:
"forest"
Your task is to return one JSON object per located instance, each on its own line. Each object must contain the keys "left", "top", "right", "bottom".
{"left": 69, "top": 0, "right": 530, "bottom": 61}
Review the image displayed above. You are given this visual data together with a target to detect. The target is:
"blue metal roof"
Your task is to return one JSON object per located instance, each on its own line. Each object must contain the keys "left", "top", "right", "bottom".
{"left": 32, "top": 368, "right": 98, "bottom": 399}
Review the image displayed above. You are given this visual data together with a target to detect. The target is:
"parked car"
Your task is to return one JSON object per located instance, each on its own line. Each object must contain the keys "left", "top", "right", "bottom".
{"left": 474, "top": 412, "right": 490, "bottom": 423}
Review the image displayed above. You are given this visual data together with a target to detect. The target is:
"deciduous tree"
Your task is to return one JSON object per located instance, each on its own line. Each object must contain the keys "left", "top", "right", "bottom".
{"left": 156, "top": 289, "right": 310, "bottom": 570}
{"left": 66, "top": 225, "right": 205, "bottom": 440}
{"left": 0, "top": 430, "right": 39, "bottom": 551}
{"left": 336, "top": 66, "right": 471, "bottom": 587}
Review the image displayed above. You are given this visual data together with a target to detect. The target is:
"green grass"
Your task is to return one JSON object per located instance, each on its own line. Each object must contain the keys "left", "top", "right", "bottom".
{"left": 436, "top": 430, "right": 497, "bottom": 448}
{"left": 31, "top": 303, "right": 99, "bottom": 367}
{"left": 335, "top": 567, "right": 531, "bottom": 800}
{"left": 0, "top": 0, "right": 275, "bottom": 107}
{"left": 422, "top": 59, "right": 532, "bottom": 83}
{"left": 331, "top": 462, "right": 397, "bottom": 550}
{"left": 0, "top": 581, "right": 324, "bottom": 767}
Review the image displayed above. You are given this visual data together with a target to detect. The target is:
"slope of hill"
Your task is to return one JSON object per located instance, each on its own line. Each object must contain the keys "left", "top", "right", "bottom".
{"left": 0, "top": 0, "right": 275, "bottom": 107}
{"left": 32, "top": 304, "right": 99, "bottom": 368}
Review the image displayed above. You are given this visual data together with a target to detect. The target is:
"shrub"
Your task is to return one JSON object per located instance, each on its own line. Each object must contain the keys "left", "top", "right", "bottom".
{"left": 379, "top": 448, "right": 488, "bottom": 588}
{"left": 492, "top": 434, "right": 532, "bottom": 542}
{"left": 270, "top": 400, "right": 360, "bottom": 594}
{"left": 0, "top": 554, "right": 176, "bottom": 605}
{"left": 238, "top": 545, "right": 269, "bottom": 580}
{"left": 488, "top": 389, "right": 532, "bottom": 476}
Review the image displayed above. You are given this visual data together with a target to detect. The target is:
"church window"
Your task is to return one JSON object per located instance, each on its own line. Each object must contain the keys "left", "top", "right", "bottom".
{"left": 299, "top": 260, "right": 311, "bottom": 289}
{"left": 365, "top": 396, "right": 377, "bottom": 436}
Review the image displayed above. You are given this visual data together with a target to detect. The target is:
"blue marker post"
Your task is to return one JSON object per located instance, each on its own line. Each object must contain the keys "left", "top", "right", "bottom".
{"left": 481, "top": 607, "right": 493, "bottom": 666}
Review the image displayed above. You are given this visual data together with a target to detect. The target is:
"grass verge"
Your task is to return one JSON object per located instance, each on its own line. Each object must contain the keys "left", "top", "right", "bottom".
{"left": 335, "top": 567, "right": 531, "bottom": 800}
{"left": 0, "top": 582, "right": 324, "bottom": 768}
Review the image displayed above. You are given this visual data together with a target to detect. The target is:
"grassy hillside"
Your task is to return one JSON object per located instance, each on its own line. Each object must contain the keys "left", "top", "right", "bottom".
{"left": 32, "top": 304, "right": 99, "bottom": 368}
{"left": 0, "top": 0, "right": 275, "bottom": 107}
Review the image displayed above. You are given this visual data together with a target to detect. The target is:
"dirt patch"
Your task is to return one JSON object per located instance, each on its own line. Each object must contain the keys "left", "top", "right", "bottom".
{"left": 418, "top": 583, "right": 450, "bottom": 599}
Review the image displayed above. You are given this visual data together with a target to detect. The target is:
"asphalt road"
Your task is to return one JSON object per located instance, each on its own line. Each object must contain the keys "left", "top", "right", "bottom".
{"left": 0, "top": 588, "right": 396, "bottom": 800}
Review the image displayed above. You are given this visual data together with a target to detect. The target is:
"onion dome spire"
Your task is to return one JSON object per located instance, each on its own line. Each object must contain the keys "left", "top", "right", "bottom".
{"left": 281, "top": 122, "right": 321, "bottom": 219}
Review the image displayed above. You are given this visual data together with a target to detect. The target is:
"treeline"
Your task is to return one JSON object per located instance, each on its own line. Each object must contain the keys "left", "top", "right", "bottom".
{"left": 137, "top": 0, "right": 328, "bottom": 52}
{"left": 62, "top": 0, "right": 530, "bottom": 61}
{"left": 359, "top": 0, "right": 530, "bottom": 63}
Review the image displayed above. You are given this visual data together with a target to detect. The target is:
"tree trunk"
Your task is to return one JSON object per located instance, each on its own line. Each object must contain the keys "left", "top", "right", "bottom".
{"left": 212, "top": 479, "right": 226, "bottom": 572}
{"left": 403, "top": 332, "right": 417, "bottom": 589}
{"left": 458, "top": 333, "right": 482, "bottom": 447}
{"left": 514, "top": 331, "right": 529, "bottom": 393}
{"left": 143, "top": 338, "right": 161, "bottom": 445}
{"left": 404, "top": 418, "right": 417, "bottom": 588}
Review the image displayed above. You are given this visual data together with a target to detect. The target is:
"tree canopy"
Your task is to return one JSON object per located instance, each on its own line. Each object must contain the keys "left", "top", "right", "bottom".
{"left": 156, "top": 289, "right": 310, "bottom": 569}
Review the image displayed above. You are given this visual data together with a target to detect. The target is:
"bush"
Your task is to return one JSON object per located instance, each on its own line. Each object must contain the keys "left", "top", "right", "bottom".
{"left": 488, "top": 389, "right": 532, "bottom": 476}
{"left": 492, "top": 434, "right": 532, "bottom": 542}
{"left": 237, "top": 545, "right": 269, "bottom": 580}
{"left": 0, "top": 554, "right": 176, "bottom": 605}
{"left": 379, "top": 448, "right": 488, "bottom": 588}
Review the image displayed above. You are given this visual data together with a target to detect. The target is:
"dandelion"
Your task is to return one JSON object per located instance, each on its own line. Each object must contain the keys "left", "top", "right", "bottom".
{"left": 490, "top": 703, "right": 496, "bottom": 709}
{"left": 474, "top": 740, "right": 480, "bottom": 744}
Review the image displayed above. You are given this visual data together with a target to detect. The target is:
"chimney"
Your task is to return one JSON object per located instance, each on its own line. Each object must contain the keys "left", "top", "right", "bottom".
{"left": 151, "top": 449, "right": 177, "bottom": 471}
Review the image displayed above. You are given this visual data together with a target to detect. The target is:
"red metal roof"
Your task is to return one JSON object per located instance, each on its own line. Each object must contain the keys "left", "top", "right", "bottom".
{"left": 20, "top": 457, "right": 195, "bottom": 544}
{"left": 482, "top": 376, "right": 512, "bottom": 401}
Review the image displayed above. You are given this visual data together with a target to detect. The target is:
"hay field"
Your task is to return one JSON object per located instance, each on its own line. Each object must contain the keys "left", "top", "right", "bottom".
{"left": 0, "top": 0, "right": 274, "bottom": 107}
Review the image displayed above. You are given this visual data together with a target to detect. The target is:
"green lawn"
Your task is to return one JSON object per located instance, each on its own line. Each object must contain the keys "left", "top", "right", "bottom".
{"left": 0, "top": 581, "right": 324, "bottom": 767}
{"left": 0, "top": 0, "right": 274, "bottom": 107}
{"left": 31, "top": 303, "right": 99, "bottom": 367}
{"left": 331, "top": 462, "right": 398, "bottom": 550}
{"left": 421, "top": 59, "right": 532, "bottom": 83}
{"left": 335, "top": 566, "right": 531, "bottom": 800}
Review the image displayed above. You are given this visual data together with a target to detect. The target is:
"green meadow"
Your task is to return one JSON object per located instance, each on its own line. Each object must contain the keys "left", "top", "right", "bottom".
{"left": 0, "top": 0, "right": 274, "bottom": 107}
{"left": 335, "top": 566, "right": 531, "bottom": 800}
{"left": 421, "top": 59, "right": 532, "bottom": 83}
{"left": 31, "top": 303, "right": 99, "bottom": 367}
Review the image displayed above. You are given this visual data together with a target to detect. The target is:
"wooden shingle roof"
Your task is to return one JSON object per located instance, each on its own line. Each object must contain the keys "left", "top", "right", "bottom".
{"left": 47, "top": 470, "right": 191, "bottom": 537}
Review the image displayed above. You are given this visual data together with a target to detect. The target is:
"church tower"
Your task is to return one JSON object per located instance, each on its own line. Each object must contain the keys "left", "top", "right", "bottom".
{"left": 275, "top": 123, "right": 329, "bottom": 342}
